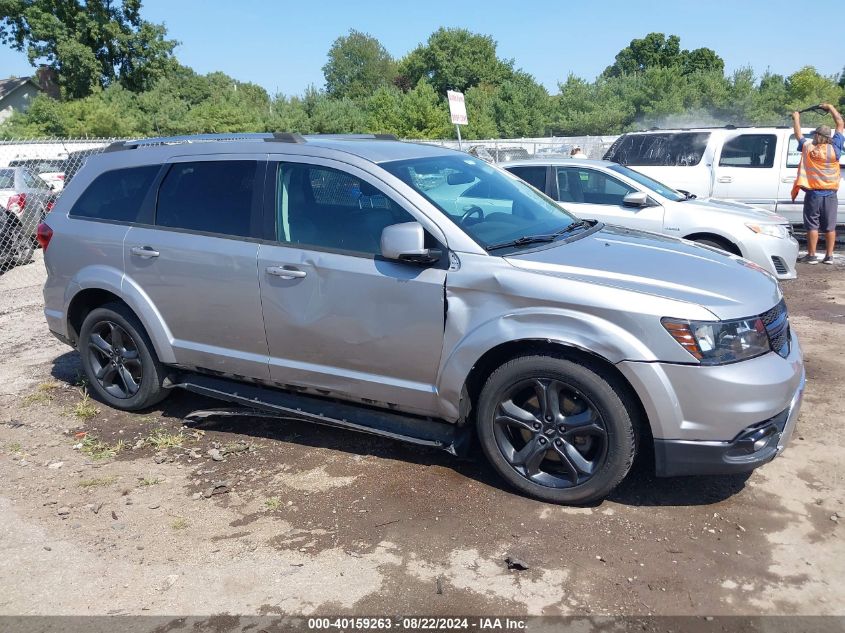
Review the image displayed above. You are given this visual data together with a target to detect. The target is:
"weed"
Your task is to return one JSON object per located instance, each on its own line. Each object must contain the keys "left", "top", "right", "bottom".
{"left": 139, "top": 476, "right": 162, "bottom": 486}
{"left": 79, "top": 435, "right": 123, "bottom": 460}
{"left": 73, "top": 393, "right": 99, "bottom": 420}
{"left": 79, "top": 476, "right": 118, "bottom": 488}
{"left": 22, "top": 382, "right": 60, "bottom": 406}
{"left": 171, "top": 517, "right": 189, "bottom": 530}
{"left": 6, "top": 442, "right": 22, "bottom": 454}
{"left": 265, "top": 497, "right": 282, "bottom": 511}
{"left": 144, "top": 428, "right": 184, "bottom": 450}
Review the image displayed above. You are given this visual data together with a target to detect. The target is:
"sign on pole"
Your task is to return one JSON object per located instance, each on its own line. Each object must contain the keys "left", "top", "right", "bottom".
{"left": 447, "top": 91, "right": 468, "bottom": 125}
{"left": 447, "top": 90, "right": 467, "bottom": 150}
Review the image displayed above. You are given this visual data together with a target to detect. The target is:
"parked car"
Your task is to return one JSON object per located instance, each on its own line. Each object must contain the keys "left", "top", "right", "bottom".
{"left": 41, "top": 133, "right": 804, "bottom": 504}
{"left": 8, "top": 158, "right": 67, "bottom": 192}
{"left": 603, "top": 126, "right": 843, "bottom": 227}
{"left": 467, "top": 145, "right": 532, "bottom": 163}
{"left": 502, "top": 158, "right": 799, "bottom": 279}
{"left": 0, "top": 165, "right": 55, "bottom": 238}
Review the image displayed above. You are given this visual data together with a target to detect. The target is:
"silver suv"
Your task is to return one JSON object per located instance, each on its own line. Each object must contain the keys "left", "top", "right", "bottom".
{"left": 41, "top": 134, "right": 805, "bottom": 504}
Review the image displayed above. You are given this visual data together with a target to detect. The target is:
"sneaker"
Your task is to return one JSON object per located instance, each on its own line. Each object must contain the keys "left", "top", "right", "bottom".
{"left": 822, "top": 255, "right": 834, "bottom": 265}
{"left": 799, "top": 254, "right": 821, "bottom": 264}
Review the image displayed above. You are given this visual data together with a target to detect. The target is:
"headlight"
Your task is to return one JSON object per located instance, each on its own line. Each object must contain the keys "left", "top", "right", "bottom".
{"left": 746, "top": 223, "right": 789, "bottom": 239}
{"left": 662, "top": 316, "right": 770, "bottom": 364}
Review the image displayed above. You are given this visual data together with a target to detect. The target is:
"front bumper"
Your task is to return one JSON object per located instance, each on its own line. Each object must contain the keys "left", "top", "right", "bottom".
{"left": 653, "top": 369, "right": 805, "bottom": 476}
{"left": 743, "top": 232, "right": 799, "bottom": 280}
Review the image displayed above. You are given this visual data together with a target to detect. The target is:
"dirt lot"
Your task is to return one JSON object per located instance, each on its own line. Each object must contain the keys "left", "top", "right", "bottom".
{"left": 0, "top": 251, "right": 842, "bottom": 618}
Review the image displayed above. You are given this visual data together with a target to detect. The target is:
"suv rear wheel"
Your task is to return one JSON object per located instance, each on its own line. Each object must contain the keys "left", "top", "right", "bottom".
{"left": 477, "top": 355, "right": 636, "bottom": 504}
{"left": 79, "top": 303, "right": 169, "bottom": 411}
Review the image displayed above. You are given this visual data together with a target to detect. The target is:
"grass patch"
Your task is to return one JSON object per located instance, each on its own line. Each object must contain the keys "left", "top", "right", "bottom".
{"left": 79, "top": 475, "right": 118, "bottom": 488}
{"left": 139, "top": 476, "right": 162, "bottom": 487}
{"left": 144, "top": 428, "right": 184, "bottom": 450}
{"left": 80, "top": 435, "right": 124, "bottom": 461}
{"left": 72, "top": 393, "right": 99, "bottom": 420}
{"left": 6, "top": 442, "right": 22, "bottom": 454}
{"left": 170, "top": 517, "right": 189, "bottom": 530}
{"left": 22, "top": 382, "right": 61, "bottom": 406}
{"left": 264, "top": 497, "right": 282, "bottom": 511}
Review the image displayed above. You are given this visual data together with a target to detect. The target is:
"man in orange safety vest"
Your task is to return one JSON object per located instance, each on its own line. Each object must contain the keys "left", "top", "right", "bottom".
{"left": 792, "top": 103, "right": 845, "bottom": 264}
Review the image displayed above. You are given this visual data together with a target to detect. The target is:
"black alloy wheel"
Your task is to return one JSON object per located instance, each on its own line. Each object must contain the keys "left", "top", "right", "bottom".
{"left": 477, "top": 355, "right": 636, "bottom": 504}
{"left": 492, "top": 377, "right": 608, "bottom": 488}
{"left": 87, "top": 320, "right": 143, "bottom": 399}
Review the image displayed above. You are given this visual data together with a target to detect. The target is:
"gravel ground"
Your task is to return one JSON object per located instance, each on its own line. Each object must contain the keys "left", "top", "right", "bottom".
{"left": 0, "top": 251, "right": 842, "bottom": 619}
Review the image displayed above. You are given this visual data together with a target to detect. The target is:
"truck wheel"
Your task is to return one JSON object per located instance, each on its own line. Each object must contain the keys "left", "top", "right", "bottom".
{"left": 79, "top": 302, "right": 169, "bottom": 411}
{"left": 476, "top": 355, "right": 636, "bottom": 504}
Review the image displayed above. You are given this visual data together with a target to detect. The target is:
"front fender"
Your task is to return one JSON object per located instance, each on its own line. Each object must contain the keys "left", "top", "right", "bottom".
{"left": 435, "top": 307, "right": 657, "bottom": 421}
{"left": 66, "top": 265, "right": 177, "bottom": 364}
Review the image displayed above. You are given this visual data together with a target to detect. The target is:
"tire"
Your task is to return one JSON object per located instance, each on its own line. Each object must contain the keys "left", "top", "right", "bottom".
{"left": 693, "top": 237, "right": 739, "bottom": 256}
{"left": 78, "top": 302, "right": 169, "bottom": 411}
{"left": 476, "top": 355, "right": 636, "bottom": 504}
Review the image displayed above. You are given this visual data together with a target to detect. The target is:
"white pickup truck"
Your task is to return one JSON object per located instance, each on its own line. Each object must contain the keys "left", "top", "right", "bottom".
{"left": 603, "top": 126, "right": 845, "bottom": 227}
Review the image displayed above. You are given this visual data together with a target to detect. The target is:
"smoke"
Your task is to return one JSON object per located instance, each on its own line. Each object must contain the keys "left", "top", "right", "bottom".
{"left": 633, "top": 109, "right": 736, "bottom": 130}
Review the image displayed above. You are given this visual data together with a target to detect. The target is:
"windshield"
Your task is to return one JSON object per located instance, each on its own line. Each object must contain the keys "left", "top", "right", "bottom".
{"left": 608, "top": 164, "right": 686, "bottom": 202}
{"left": 382, "top": 155, "right": 580, "bottom": 250}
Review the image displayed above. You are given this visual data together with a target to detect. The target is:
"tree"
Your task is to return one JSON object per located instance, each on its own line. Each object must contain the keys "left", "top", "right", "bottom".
{"left": 0, "top": 0, "right": 177, "bottom": 98}
{"left": 322, "top": 29, "right": 396, "bottom": 100}
{"left": 603, "top": 33, "right": 723, "bottom": 78}
{"left": 398, "top": 28, "right": 511, "bottom": 96}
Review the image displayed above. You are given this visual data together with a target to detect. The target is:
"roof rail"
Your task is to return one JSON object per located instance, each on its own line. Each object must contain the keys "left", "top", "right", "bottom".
{"left": 99, "top": 132, "right": 401, "bottom": 153}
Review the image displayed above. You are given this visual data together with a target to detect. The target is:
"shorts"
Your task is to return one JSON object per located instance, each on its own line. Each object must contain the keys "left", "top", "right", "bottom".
{"left": 803, "top": 192, "right": 838, "bottom": 232}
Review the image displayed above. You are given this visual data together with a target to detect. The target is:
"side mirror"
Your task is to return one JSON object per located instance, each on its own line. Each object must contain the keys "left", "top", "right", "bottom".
{"left": 381, "top": 222, "right": 442, "bottom": 265}
{"left": 623, "top": 191, "right": 649, "bottom": 207}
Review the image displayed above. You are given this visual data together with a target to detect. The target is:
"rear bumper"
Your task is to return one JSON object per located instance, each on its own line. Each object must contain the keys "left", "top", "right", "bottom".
{"left": 653, "top": 368, "right": 805, "bottom": 477}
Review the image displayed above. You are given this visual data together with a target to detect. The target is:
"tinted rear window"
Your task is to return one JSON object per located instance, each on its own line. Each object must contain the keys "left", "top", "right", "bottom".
{"left": 69, "top": 166, "right": 159, "bottom": 222}
{"left": 604, "top": 133, "right": 710, "bottom": 166}
{"left": 156, "top": 161, "right": 258, "bottom": 238}
{"left": 506, "top": 166, "right": 547, "bottom": 192}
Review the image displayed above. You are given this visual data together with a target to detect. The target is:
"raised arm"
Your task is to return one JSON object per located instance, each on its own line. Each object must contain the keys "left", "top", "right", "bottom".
{"left": 792, "top": 111, "right": 803, "bottom": 141}
{"left": 822, "top": 103, "right": 845, "bottom": 133}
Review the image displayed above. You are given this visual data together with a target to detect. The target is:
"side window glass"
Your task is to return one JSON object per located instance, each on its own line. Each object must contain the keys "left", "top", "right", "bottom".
{"left": 719, "top": 134, "right": 776, "bottom": 168}
{"left": 156, "top": 161, "right": 258, "bottom": 238}
{"left": 578, "top": 170, "right": 635, "bottom": 205}
{"left": 276, "top": 163, "right": 415, "bottom": 255}
{"left": 69, "top": 165, "right": 159, "bottom": 222}
{"left": 556, "top": 168, "right": 583, "bottom": 203}
{"left": 786, "top": 135, "right": 801, "bottom": 168}
{"left": 506, "top": 166, "right": 547, "bottom": 192}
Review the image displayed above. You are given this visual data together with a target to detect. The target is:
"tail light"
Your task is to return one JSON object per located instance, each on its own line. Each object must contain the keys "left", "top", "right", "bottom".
{"left": 57, "top": 174, "right": 65, "bottom": 180}
{"left": 45, "top": 200, "right": 55, "bottom": 214}
{"left": 6, "top": 193, "right": 26, "bottom": 215}
{"left": 36, "top": 222, "right": 53, "bottom": 251}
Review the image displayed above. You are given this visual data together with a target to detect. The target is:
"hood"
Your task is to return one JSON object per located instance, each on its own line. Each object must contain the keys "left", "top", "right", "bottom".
{"left": 681, "top": 197, "right": 788, "bottom": 223}
{"left": 504, "top": 224, "right": 782, "bottom": 320}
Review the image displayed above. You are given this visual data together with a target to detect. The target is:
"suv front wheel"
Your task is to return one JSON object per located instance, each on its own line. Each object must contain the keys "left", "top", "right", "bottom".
{"left": 79, "top": 303, "right": 169, "bottom": 411}
{"left": 477, "top": 355, "right": 636, "bottom": 504}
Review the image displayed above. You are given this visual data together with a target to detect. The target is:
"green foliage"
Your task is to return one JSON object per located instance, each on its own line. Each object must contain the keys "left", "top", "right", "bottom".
{"left": 398, "top": 28, "right": 512, "bottom": 96}
{"left": 1, "top": 18, "right": 844, "bottom": 141}
{"left": 0, "top": 0, "right": 177, "bottom": 98}
{"left": 604, "top": 32, "right": 723, "bottom": 78}
{"left": 323, "top": 29, "right": 397, "bottom": 100}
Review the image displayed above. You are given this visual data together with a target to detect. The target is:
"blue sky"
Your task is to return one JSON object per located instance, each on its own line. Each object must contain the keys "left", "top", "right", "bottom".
{"left": 0, "top": 0, "right": 840, "bottom": 95}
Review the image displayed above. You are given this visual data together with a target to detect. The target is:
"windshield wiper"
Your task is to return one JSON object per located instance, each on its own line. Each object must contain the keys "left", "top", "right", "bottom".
{"left": 551, "top": 219, "right": 591, "bottom": 237}
{"left": 485, "top": 220, "right": 592, "bottom": 252}
{"left": 677, "top": 189, "right": 697, "bottom": 201}
{"left": 485, "top": 234, "right": 558, "bottom": 251}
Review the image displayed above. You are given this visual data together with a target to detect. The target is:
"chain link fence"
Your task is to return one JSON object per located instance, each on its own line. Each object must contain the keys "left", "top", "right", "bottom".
{"left": 0, "top": 135, "right": 617, "bottom": 312}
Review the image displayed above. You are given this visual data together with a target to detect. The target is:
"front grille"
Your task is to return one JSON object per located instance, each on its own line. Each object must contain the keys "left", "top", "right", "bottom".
{"left": 771, "top": 256, "right": 788, "bottom": 275}
{"left": 761, "top": 299, "right": 790, "bottom": 358}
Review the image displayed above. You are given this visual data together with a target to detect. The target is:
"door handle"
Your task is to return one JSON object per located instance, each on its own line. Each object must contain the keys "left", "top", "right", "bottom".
{"left": 130, "top": 246, "right": 159, "bottom": 259}
{"left": 266, "top": 265, "right": 306, "bottom": 279}
{"left": 781, "top": 177, "right": 794, "bottom": 183}
{"left": 717, "top": 176, "right": 732, "bottom": 184}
